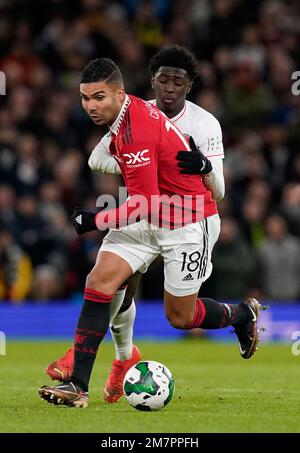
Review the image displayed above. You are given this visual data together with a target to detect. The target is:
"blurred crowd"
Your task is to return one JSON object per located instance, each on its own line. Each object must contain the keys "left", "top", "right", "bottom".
{"left": 0, "top": 0, "right": 300, "bottom": 303}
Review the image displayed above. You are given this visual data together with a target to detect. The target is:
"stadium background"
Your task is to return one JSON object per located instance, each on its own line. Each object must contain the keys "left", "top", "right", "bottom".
{"left": 1, "top": 0, "right": 300, "bottom": 435}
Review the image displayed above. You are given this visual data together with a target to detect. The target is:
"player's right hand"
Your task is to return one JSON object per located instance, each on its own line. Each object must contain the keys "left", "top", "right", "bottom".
{"left": 71, "top": 207, "right": 98, "bottom": 235}
{"left": 177, "top": 136, "right": 212, "bottom": 175}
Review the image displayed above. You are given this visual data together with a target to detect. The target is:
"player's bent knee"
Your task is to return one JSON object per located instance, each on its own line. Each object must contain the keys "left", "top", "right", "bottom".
{"left": 86, "top": 272, "right": 115, "bottom": 296}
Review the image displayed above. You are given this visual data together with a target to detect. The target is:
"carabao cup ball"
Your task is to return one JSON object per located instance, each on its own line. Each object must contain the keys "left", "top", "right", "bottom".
{"left": 123, "top": 360, "right": 175, "bottom": 411}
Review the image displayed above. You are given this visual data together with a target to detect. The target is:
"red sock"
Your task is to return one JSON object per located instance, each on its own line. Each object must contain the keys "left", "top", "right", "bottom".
{"left": 186, "top": 299, "right": 206, "bottom": 329}
{"left": 83, "top": 288, "right": 113, "bottom": 304}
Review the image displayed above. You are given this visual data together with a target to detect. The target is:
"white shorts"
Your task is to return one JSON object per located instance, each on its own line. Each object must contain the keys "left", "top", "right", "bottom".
{"left": 101, "top": 214, "right": 220, "bottom": 297}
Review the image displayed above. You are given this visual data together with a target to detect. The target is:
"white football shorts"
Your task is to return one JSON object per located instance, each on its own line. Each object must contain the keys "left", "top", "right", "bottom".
{"left": 100, "top": 214, "right": 220, "bottom": 297}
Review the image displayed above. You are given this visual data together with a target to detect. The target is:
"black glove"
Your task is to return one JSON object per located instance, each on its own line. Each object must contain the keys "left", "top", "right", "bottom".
{"left": 177, "top": 136, "right": 212, "bottom": 175}
{"left": 71, "top": 207, "right": 98, "bottom": 235}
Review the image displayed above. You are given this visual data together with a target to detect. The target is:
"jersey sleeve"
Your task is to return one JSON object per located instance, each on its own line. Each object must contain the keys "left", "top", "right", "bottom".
{"left": 202, "top": 158, "right": 225, "bottom": 201}
{"left": 198, "top": 116, "right": 224, "bottom": 160}
{"left": 95, "top": 141, "right": 160, "bottom": 229}
{"left": 88, "top": 133, "right": 121, "bottom": 174}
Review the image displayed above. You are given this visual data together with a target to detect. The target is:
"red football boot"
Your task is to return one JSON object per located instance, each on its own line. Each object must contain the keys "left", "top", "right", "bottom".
{"left": 45, "top": 347, "right": 74, "bottom": 382}
{"left": 103, "top": 345, "right": 141, "bottom": 403}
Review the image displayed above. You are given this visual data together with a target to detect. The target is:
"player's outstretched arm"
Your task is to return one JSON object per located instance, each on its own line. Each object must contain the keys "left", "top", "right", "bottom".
{"left": 88, "top": 133, "right": 121, "bottom": 175}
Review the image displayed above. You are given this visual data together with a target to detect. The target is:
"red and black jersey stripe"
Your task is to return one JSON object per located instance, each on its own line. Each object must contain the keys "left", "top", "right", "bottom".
{"left": 122, "top": 110, "right": 134, "bottom": 145}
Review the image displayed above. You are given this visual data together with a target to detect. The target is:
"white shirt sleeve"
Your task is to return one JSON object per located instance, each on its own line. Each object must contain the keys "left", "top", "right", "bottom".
{"left": 197, "top": 115, "right": 225, "bottom": 201}
{"left": 198, "top": 115, "right": 224, "bottom": 160}
{"left": 88, "top": 133, "right": 121, "bottom": 175}
{"left": 202, "top": 158, "right": 225, "bottom": 202}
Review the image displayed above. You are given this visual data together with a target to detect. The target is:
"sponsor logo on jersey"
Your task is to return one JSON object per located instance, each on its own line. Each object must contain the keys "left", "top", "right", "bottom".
{"left": 123, "top": 150, "right": 151, "bottom": 167}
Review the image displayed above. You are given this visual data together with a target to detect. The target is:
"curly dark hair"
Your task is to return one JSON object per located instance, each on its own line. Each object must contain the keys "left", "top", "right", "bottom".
{"left": 81, "top": 58, "right": 123, "bottom": 84}
{"left": 149, "top": 45, "right": 198, "bottom": 80}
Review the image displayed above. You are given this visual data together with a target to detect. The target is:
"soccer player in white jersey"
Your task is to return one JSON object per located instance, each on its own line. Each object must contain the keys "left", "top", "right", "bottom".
{"left": 42, "top": 47, "right": 260, "bottom": 408}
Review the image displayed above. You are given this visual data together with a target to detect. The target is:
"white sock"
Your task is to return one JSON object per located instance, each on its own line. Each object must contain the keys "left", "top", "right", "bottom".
{"left": 110, "top": 300, "right": 136, "bottom": 360}
{"left": 109, "top": 288, "right": 126, "bottom": 322}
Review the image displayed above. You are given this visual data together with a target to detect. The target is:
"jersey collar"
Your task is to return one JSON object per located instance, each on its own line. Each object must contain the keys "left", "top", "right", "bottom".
{"left": 110, "top": 95, "right": 131, "bottom": 136}
{"left": 149, "top": 99, "right": 186, "bottom": 122}
{"left": 169, "top": 102, "right": 186, "bottom": 122}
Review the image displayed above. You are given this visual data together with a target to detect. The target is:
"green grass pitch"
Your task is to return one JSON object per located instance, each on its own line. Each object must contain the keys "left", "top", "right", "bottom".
{"left": 1, "top": 339, "right": 300, "bottom": 433}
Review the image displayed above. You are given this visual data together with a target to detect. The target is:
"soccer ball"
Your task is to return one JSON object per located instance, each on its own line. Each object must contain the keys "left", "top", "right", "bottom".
{"left": 123, "top": 360, "right": 175, "bottom": 411}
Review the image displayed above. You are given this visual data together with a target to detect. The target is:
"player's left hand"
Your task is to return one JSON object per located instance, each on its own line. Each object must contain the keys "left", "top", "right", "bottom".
{"left": 177, "top": 136, "right": 212, "bottom": 175}
{"left": 71, "top": 207, "right": 98, "bottom": 235}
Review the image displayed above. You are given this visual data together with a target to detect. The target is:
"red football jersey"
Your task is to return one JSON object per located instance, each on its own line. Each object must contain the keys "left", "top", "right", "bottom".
{"left": 96, "top": 95, "right": 217, "bottom": 230}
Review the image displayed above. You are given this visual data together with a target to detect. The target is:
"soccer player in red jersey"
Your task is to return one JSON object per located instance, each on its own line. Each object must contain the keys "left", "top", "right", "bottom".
{"left": 40, "top": 54, "right": 260, "bottom": 408}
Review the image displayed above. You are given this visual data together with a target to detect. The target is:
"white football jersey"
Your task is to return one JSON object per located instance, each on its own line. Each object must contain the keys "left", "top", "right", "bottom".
{"left": 149, "top": 99, "right": 224, "bottom": 160}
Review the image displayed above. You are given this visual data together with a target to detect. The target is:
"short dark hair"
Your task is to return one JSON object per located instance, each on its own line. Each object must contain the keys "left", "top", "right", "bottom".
{"left": 149, "top": 45, "right": 198, "bottom": 80}
{"left": 80, "top": 58, "right": 123, "bottom": 85}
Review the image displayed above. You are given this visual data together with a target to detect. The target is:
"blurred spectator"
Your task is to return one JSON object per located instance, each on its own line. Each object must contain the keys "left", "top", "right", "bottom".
{"left": 13, "top": 133, "right": 47, "bottom": 196}
{"left": 246, "top": 179, "right": 272, "bottom": 204}
{"left": 16, "top": 195, "right": 52, "bottom": 266}
{"left": 258, "top": 0, "right": 285, "bottom": 47}
{"left": 233, "top": 24, "right": 266, "bottom": 73}
{"left": 287, "top": 153, "right": 300, "bottom": 184}
{"left": 224, "top": 60, "right": 275, "bottom": 129}
{"left": 31, "top": 264, "right": 63, "bottom": 301}
{"left": 0, "top": 229, "right": 32, "bottom": 302}
{"left": 53, "top": 150, "right": 84, "bottom": 207}
{"left": 1, "top": 40, "right": 42, "bottom": 86}
{"left": 262, "top": 123, "right": 290, "bottom": 200}
{"left": 241, "top": 197, "right": 267, "bottom": 247}
{"left": 258, "top": 214, "right": 300, "bottom": 300}
{"left": 0, "top": 185, "right": 19, "bottom": 237}
{"left": 280, "top": 183, "right": 300, "bottom": 235}
{"left": 195, "top": 88, "right": 226, "bottom": 122}
{"left": 65, "top": 230, "right": 101, "bottom": 295}
{"left": 205, "top": 0, "right": 241, "bottom": 54}
{"left": 133, "top": 0, "right": 164, "bottom": 54}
